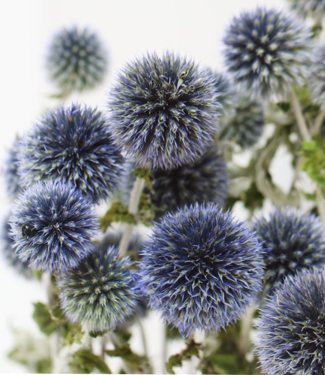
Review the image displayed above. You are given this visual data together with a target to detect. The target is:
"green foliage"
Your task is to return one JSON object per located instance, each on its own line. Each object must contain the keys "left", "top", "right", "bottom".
{"left": 301, "top": 138, "right": 325, "bottom": 188}
{"left": 134, "top": 167, "right": 154, "bottom": 193}
{"left": 100, "top": 202, "right": 136, "bottom": 231}
{"left": 33, "top": 302, "right": 57, "bottom": 336}
{"left": 199, "top": 353, "right": 258, "bottom": 374}
{"left": 70, "top": 348, "right": 111, "bottom": 374}
{"left": 276, "top": 102, "right": 291, "bottom": 113}
{"left": 139, "top": 193, "right": 155, "bottom": 226}
{"left": 165, "top": 339, "right": 201, "bottom": 374}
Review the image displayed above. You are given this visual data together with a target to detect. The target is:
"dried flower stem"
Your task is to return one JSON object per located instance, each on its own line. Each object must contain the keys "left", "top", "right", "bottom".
{"left": 239, "top": 304, "right": 256, "bottom": 357}
{"left": 119, "top": 177, "right": 145, "bottom": 257}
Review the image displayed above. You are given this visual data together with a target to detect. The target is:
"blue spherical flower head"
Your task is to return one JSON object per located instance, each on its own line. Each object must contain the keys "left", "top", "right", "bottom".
{"left": 108, "top": 52, "right": 219, "bottom": 170}
{"left": 3, "top": 137, "right": 21, "bottom": 199}
{"left": 9, "top": 181, "right": 99, "bottom": 272}
{"left": 47, "top": 26, "right": 107, "bottom": 93}
{"left": 139, "top": 203, "right": 263, "bottom": 337}
{"left": 1, "top": 215, "right": 33, "bottom": 278}
{"left": 208, "top": 70, "right": 235, "bottom": 116}
{"left": 219, "top": 96, "right": 264, "bottom": 149}
{"left": 224, "top": 8, "right": 311, "bottom": 99}
{"left": 19, "top": 104, "right": 124, "bottom": 204}
{"left": 310, "top": 45, "right": 325, "bottom": 111}
{"left": 256, "top": 268, "right": 325, "bottom": 375}
{"left": 288, "top": 0, "right": 325, "bottom": 18}
{"left": 57, "top": 246, "right": 137, "bottom": 332}
{"left": 253, "top": 207, "right": 325, "bottom": 295}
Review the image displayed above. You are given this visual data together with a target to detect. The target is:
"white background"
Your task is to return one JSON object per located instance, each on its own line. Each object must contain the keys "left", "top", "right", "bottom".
{"left": 0, "top": 0, "right": 288, "bottom": 372}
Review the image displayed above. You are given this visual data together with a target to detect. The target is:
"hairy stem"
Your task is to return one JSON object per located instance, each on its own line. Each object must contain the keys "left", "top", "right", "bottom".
{"left": 136, "top": 317, "right": 149, "bottom": 361}
{"left": 119, "top": 177, "right": 145, "bottom": 257}
{"left": 239, "top": 305, "right": 256, "bottom": 358}
{"left": 290, "top": 89, "right": 311, "bottom": 142}
{"left": 312, "top": 110, "right": 325, "bottom": 136}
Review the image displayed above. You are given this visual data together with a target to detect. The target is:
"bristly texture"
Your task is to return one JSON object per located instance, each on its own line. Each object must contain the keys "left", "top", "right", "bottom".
{"left": 57, "top": 246, "right": 137, "bottom": 332}
{"left": 47, "top": 26, "right": 107, "bottom": 93}
{"left": 208, "top": 70, "right": 235, "bottom": 116}
{"left": 1, "top": 215, "right": 33, "bottom": 279}
{"left": 310, "top": 45, "right": 325, "bottom": 111}
{"left": 19, "top": 104, "right": 124, "bottom": 204}
{"left": 9, "top": 181, "right": 99, "bottom": 272}
{"left": 288, "top": 0, "right": 325, "bottom": 18}
{"left": 223, "top": 7, "right": 311, "bottom": 99}
{"left": 3, "top": 137, "right": 21, "bottom": 198}
{"left": 256, "top": 268, "right": 325, "bottom": 374}
{"left": 108, "top": 51, "right": 219, "bottom": 170}
{"left": 253, "top": 207, "right": 325, "bottom": 295}
{"left": 219, "top": 96, "right": 264, "bottom": 149}
{"left": 139, "top": 203, "right": 263, "bottom": 337}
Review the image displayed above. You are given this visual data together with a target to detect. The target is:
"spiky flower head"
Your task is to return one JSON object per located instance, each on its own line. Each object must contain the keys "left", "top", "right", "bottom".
{"left": 47, "top": 26, "right": 107, "bottom": 93}
{"left": 288, "top": 0, "right": 325, "bottom": 18}
{"left": 57, "top": 246, "right": 137, "bottom": 332}
{"left": 208, "top": 70, "right": 235, "bottom": 116}
{"left": 219, "top": 96, "right": 264, "bottom": 149}
{"left": 3, "top": 137, "right": 21, "bottom": 198}
{"left": 9, "top": 181, "right": 99, "bottom": 272}
{"left": 1, "top": 215, "right": 33, "bottom": 278}
{"left": 253, "top": 207, "right": 325, "bottom": 295}
{"left": 108, "top": 51, "right": 219, "bottom": 170}
{"left": 139, "top": 203, "right": 263, "bottom": 337}
{"left": 223, "top": 7, "right": 311, "bottom": 99}
{"left": 310, "top": 45, "right": 325, "bottom": 111}
{"left": 256, "top": 268, "right": 325, "bottom": 374}
{"left": 19, "top": 104, "right": 124, "bottom": 204}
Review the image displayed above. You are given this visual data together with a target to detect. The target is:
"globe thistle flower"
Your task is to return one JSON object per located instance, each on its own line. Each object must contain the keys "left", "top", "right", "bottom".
{"left": 1, "top": 215, "right": 33, "bottom": 279}
{"left": 219, "top": 96, "right": 264, "bottom": 149}
{"left": 108, "top": 52, "right": 219, "bottom": 170}
{"left": 47, "top": 26, "right": 107, "bottom": 93}
{"left": 288, "top": 0, "right": 325, "bottom": 18}
{"left": 57, "top": 246, "right": 137, "bottom": 332}
{"left": 139, "top": 203, "right": 263, "bottom": 337}
{"left": 253, "top": 207, "right": 325, "bottom": 295}
{"left": 223, "top": 8, "right": 311, "bottom": 99}
{"left": 208, "top": 70, "right": 235, "bottom": 116}
{"left": 256, "top": 268, "right": 325, "bottom": 374}
{"left": 19, "top": 104, "right": 124, "bottom": 204}
{"left": 9, "top": 181, "right": 99, "bottom": 272}
{"left": 310, "top": 45, "right": 325, "bottom": 111}
{"left": 3, "top": 137, "right": 21, "bottom": 198}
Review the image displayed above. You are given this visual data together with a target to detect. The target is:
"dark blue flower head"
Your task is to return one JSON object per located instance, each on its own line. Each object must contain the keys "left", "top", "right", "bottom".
{"left": 108, "top": 51, "right": 219, "bottom": 170}
{"left": 3, "top": 137, "right": 21, "bottom": 198}
{"left": 19, "top": 104, "right": 124, "bottom": 204}
{"left": 253, "top": 207, "right": 325, "bottom": 295}
{"left": 288, "top": 0, "right": 325, "bottom": 18}
{"left": 208, "top": 70, "right": 235, "bottom": 116}
{"left": 57, "top": 245, "right": 137, "bottom": 332}
{"left": 47, "top": 26, "right": 107, "bottom": 93}
{"left": 9, "top": 181, "right": 99, "bottom": 272}
{"left": 1, "top": 215, "right": 33, "bottom": 279}
{"left": 219, "top": 96, "right": 264, "bottom": 149}
{"left": 310, "top": 45, "right": 325, "bottom": 111}
{"left": 223, "top": 7, "right": 311, "bottom": 99}
{"left": 256, "top": 268, "right": 325, "bottom": 375}
{"left": 139, "top": 203, "right": 263, "bottom": 337}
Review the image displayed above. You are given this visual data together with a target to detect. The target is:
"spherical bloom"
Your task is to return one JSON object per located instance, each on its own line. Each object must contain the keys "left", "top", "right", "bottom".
{"left": 253, "top": 207, "right": 325, "bottom": 295}
{"left": 223, "top": 8, "right": 311, "bottom": 99}
{"left": 19, "top": 104, "right": 124, "bottom": 204}
{"left": 47, "top": 26, "right": 107, "bottom": 93}
{"left": 57, "top": 246, "right": 137, "bottom": 332}
{"left": 208, "top": 70, "right": 235, "bottom": 116}
{"left": 108, "top": 52, "right": 219, "bottom": 170}
{"left": 219, "top": 96, "right": 264, "bottom": 149}
{"left": 139, "top": 203, "right": 263, "bottom": 337}
{"left": 310, "top": 45, "right": 325, "bottom": 111}
{"left": 9, "top": 181, "right": 99, "bottom": 272}
{"left": 256, "top": 268, "right": 325, "bottom": 374}
{"left": 288, "top": 0, "right": 325, "bottom": 18}
{"left": 1, "top": 215, "right": 33, "bottom": 278}
{"left": 3, "top": 137, "right": 21, "bottom": 198}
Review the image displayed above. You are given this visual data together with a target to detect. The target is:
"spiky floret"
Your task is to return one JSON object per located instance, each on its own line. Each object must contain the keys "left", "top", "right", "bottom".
{"left": 19, "top": 104, "right": 124, "bottom": 204}
{"left": 139, "top": 203, "right": 263, "bottom": 337}
{"left": 219, "top": 96, "right": 264, "bottom": 149}
{"left": 253, "top": 207, "right": 325, "bottom": 295}
{"left": 288, "top": 0, "right": 325, "bottom": 18}
{"left": 310, "top": 45, "right": 325, "bottom": 111}
{"left": 208, "top": 70, "right": 235, "bottom": 116}
{"left": 223, "top": 7, "right": 311, "bottom": 99}
{"left": 47, "top": 26, "right": 107, "bottom": 93}
{"left": 9, "top": 181, "right": 99, "bottom": 272}
{"left": 108, "top": 51, "right": 219, "bottom": 170}
{"left": 1, "top": 215, "right": 33, "bottom": 278}
{"left": 57, "top": 246, "right": 137, "bottom": 332}
{"left": 3, "top": 137, "right": 21, "bottom": 198}
{"left": 256, "top": 268, "right": 325, "bottom": 374}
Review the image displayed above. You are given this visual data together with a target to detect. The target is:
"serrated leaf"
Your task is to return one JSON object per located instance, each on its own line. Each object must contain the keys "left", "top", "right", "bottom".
{"left": 71, "top": 348, "right": 111, "bottom": 374}
{"left": 133, "top": 168, "right": 153, "bottom": 193}
{"left": 100, "top": 202, "right": 136, "bottom": 231}
{"left": 165, "top": 339, "right": 200, "bottom": 374}
{"left": 33, "top": 302, "right": 57, "bottom": 336}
